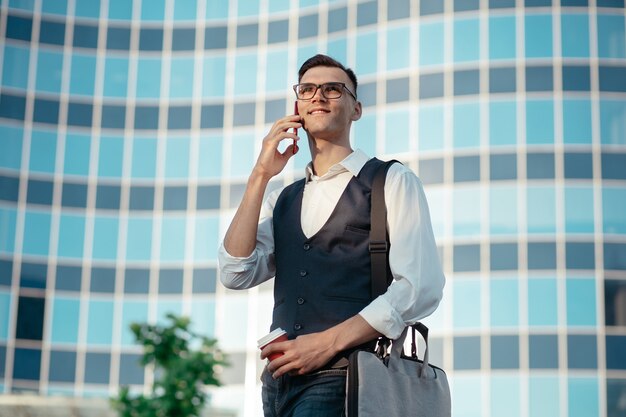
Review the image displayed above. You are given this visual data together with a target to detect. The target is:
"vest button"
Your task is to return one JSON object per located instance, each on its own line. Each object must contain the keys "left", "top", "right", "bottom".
{"left": 297, "top": 297, "right": 305, "bottom": 305}
{"left": 299, "top": 270, "right": 308, "bottom": 277}
{"left": 294, "top": 324, "right": 302, "bottom": 331}
{"left": 303, "top": 243, "right": 310, "bottom": 250}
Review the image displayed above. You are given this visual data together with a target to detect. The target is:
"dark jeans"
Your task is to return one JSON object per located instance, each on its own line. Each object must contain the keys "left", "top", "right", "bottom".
{"left": 261, "top": 366, "right": 347, "bottom": 417}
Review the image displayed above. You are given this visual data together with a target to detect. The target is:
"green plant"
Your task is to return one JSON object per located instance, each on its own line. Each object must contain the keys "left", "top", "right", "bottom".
{"left": 112, "top": 313, "right": 228, "bottom": 417}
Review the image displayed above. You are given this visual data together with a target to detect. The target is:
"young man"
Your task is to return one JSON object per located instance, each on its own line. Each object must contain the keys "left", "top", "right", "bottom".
{"left": 218, "top": 54, "right": 445, "bottom": 416}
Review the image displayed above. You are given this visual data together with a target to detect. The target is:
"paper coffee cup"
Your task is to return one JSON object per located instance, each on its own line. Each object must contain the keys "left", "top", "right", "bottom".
{"left": 257, "top": 328, "right": 288, "bottom": 361}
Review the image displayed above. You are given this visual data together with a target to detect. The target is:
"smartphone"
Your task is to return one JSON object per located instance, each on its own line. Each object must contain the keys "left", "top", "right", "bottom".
{"left": 293, "top": 101, "right": 299, "bottom": 154}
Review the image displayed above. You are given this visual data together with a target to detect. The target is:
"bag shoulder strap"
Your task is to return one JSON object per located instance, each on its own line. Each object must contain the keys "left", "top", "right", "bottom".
{"left": 369, "top": 159, "right": 399, "bottom": 299}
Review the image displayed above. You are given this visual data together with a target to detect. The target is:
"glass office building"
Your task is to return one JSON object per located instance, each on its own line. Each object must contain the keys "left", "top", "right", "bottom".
{"left": 1, "top": 0, "right": 625, "bottom": 416}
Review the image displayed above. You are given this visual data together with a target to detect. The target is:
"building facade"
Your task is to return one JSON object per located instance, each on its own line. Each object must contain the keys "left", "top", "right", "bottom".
{"left": 0, "top": 0, "right": 625, "bottom": 416}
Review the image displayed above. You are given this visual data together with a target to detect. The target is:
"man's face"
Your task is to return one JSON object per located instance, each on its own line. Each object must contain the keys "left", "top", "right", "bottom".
{"left": 297, "top": 66, "right": 361, "bottom": 142}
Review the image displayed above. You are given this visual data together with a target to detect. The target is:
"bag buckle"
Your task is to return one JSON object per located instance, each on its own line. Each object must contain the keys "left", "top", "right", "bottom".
{"left": 369, "top": 241, "right": 389, "bottom": 253}
{"left": 375, "top": 337, "right": 391, "bottom": 359}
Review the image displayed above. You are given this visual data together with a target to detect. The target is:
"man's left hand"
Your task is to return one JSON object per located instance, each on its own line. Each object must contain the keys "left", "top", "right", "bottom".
{"left": 261, "top": 331, "right": 338, "bottom": 378}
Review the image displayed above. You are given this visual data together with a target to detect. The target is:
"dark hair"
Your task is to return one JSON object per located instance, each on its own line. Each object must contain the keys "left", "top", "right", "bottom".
{"left": 298, "top": 54, "right": 358, "bottom": 97}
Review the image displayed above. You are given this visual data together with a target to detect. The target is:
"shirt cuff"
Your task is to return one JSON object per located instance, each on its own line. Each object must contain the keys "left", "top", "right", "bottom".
{"left": 359, "top": 296, "right": 406, "bottom": 340}
{"left": 217, "top": 243, "right": 258, "bottom": 274}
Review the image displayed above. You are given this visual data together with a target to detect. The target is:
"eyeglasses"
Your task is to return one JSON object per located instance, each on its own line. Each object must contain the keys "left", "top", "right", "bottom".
{"left": 293, "top": 82, "right": 357, "bottom": 101}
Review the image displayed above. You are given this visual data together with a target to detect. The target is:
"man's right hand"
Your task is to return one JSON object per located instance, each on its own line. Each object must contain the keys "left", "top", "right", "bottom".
{"left": 252, "top": 115, "right": 302, "bottom": 180}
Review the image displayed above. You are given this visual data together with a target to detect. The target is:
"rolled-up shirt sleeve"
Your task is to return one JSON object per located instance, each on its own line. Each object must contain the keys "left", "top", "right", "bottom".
{"left": 218, "top": 189, "right": 281, "bottom": 290}
{"left": 358, "top": 164, "right": 445, "bottom": 340}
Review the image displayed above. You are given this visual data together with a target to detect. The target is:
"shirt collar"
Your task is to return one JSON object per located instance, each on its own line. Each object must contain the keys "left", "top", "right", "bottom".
{"left": 305, "top": 149, "right": 371, "bottom": 183}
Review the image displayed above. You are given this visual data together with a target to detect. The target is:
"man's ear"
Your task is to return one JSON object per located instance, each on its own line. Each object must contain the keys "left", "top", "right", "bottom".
{"left": 351, "top": 101, "right": 362, "bottom": 121}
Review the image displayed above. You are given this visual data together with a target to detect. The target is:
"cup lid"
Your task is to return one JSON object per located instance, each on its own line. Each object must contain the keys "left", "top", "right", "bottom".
{"left": 257, "top": 328, "right": 287, "bottom": 348}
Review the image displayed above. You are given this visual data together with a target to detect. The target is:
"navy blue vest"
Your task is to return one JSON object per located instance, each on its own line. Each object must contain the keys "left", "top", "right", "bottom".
{"left": 271, "top": 158, "right": 385, "bottom": 339}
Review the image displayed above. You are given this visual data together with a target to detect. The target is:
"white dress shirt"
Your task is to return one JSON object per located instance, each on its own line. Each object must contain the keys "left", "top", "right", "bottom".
{"left": 218, "top": 149, "right": 445, "bottom": 340}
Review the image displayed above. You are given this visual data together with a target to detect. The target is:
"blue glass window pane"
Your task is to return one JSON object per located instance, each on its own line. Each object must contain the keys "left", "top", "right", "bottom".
{"left": 561, "top": 14, "right": 590, "bottom": 57}
{"left": 75, "top": 0, "right": 100, "bottom": 18}
{"left": 35, "top": 50, "right": 63, "bottom": 93}
{"left": 191, "top": 298, "right": 216, "bottom": 336}
{"left": 92, "top": 217, "right": 119, "bottom": 261}
{"left": 23, "top": 211, "right": 51, "bottom": 256}
{"left": 453, "top": 376, "right": 482, "bottom": 417}
{"left": 234, "top": 54, "right": 257, "bottom": 96}
{"left": 29, "top": 130, "right": 57, "bottom": 173}
{"left": 564, "top": 186, "right": 594, "bottom": 233}
{"left": 489, "top": 16, "right": 516, "bottom": 60}
{"left": 0, "top": 292, "right": 11, "bottom": 340}
{"left": 327, "top": 38, "right": 347, "bottom": 63}
{"left": 528, "top": 278, "right": 558, "bottom": 326}
{"left": 164, "top": 138, "right": 190, "bottom": 179}
{"left": 529, "top": 334, "right": 558, "bottom": 368}
{"left": 354, "top": 114, "right": 377, "bottom": 157}
{"left": 136, "top": 58, "right": 161, "bottom": 98}
{"left": 97, "top": 136, "right": 124, "bottom": 178}
{"left": 525, "top": 15, "right": 553, "bottom": 58}
{"left": 194, "top": 215, "right": 219, "bottom": 262}
{"left": 202, "top": 55, "right": 226, "bottom": 98}
{"left": 63, "top": 133, "right": 90, "bottom": 176}
{"left": 526, "top": 100, "right": 554, "bottom": 144}
{"left": 49, "top": 350, "right": 76, "bottom": 382}
{"left": 491, "top": 376, "right": 520, "bottom": 417}
{"left": 454, "top": 187, "right": 481, "bottom": 236}
{"left": 173, "top": 0, "right": 196, "bottom": 20}
{"left": 206, "top": 0, "right": 228, "bottom": 19}
{"left": 356, "top": 31, "right": 378, "bottom": 75}
{"left": 265, "top": 51, "right": 288, "bottom": 92}
{"left": 57, "top": 214, "right": 85, "bottom": 259}
{"left": 130, "top": 137, "right": 156, "bottom": 178}
{"left": 453, "top": 280, "right": 481, "bottom": 328}
{"left": 121, "top": 301, "right": 148, "bottom": 346}
{"left": 13, "top": 347, "right": 41, "bottom": 380}
{"left": 600, "top": 100, "right": 626, "bottom": 145}
{"left": 197, "top": 135, "right": 223, "bottom": 179}
{"left": 169, "top": 57, "right": 194, "bottom": 99}
{"left": 597, "top": 15, "right": 626, "bottom": 59}
{"left": 51, "top": 298, "right": 79, "bottom": 343}
{"left": 238, "top": 0, "right": 259, "bottom": 16}
{"left": 0, "top": 126, "right": 23, "bottom": 170}
{"left": 603, "top": 187, "right": 626, "bottom": 234}
{"left": 160, "top": 217, "right": 186, "bottom": 261}
{"left": 126, "top": 217, "right": 153, "bottom": 261}
{"left": 490, "top": 186, "right": 518, "bottom": 235}
{"left": 385, "top": 110, "right": 409, "bottom": 154}
{"left": 527, "top": 186, "right": 556, "bottom": 234}
{"left": 568, "top": 378, "right": 599, "bottom": 417}
{"left": 69, "top": 54, "right": 97, "bottom": 96}
{"left": 420, "top": 22, "right": 444, "bottom": 66}
{"left": 567, "top": 278, "right": 596, "bottom": 326}
{"left": 530, "top": 377, "right": 560, "bottom": 417}
{"left": 568, "top": 335, "right": 597, "bottom": 369}
{"left": 454, "top": 103, "right": 480, "bottom": 148}
{"left": 454, "top": 18, "right": 479, "bottom": 62}
{"left": 489, "top": 101, "right": 516, "bottom": 146}
{"left": 103, "top": 57, "right": 129, "bottom": 98}
{"left": 387, "top": 26, "right": 410, "bottom": 70}
{"left": 2, "top": 45, "right": 30, "bottom": 89}
{"left": 563, "top": 99, "right": 592, "bottom": 144}
{"left": 491, "top": 279, "right": 519, "bottom": 326}
{"left": 230, "top": 133, "right": 255, "bottom": 177}
{"left": 491, "top": 335, "right": 519, "bottom": 368}
{"left": 42, "top": 0, "right": 67, "bottom": 14}
{"left": 418, "top": 105, "right": 444, "bottom": 151}
{"left": 156, "top": 300, "right": 183, "bottom": 325}
{"left": 86, "top": 299, "right": 113, "bottom": 345}
{"left": 141, "top": 0, "right": 164, "bottom": 20}
{"left": 454, "top": 336, "right": 481, "bottom": 370}
{"left": 108, "top": 0, "right": 132, "bottom": 19}
{"left": 0, "top": 208, "right": 17, "bottom": 253}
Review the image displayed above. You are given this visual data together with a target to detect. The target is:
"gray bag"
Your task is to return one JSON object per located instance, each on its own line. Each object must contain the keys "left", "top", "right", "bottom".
{"left": 346, "top": 323, "right": 451, "bottom": 417}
